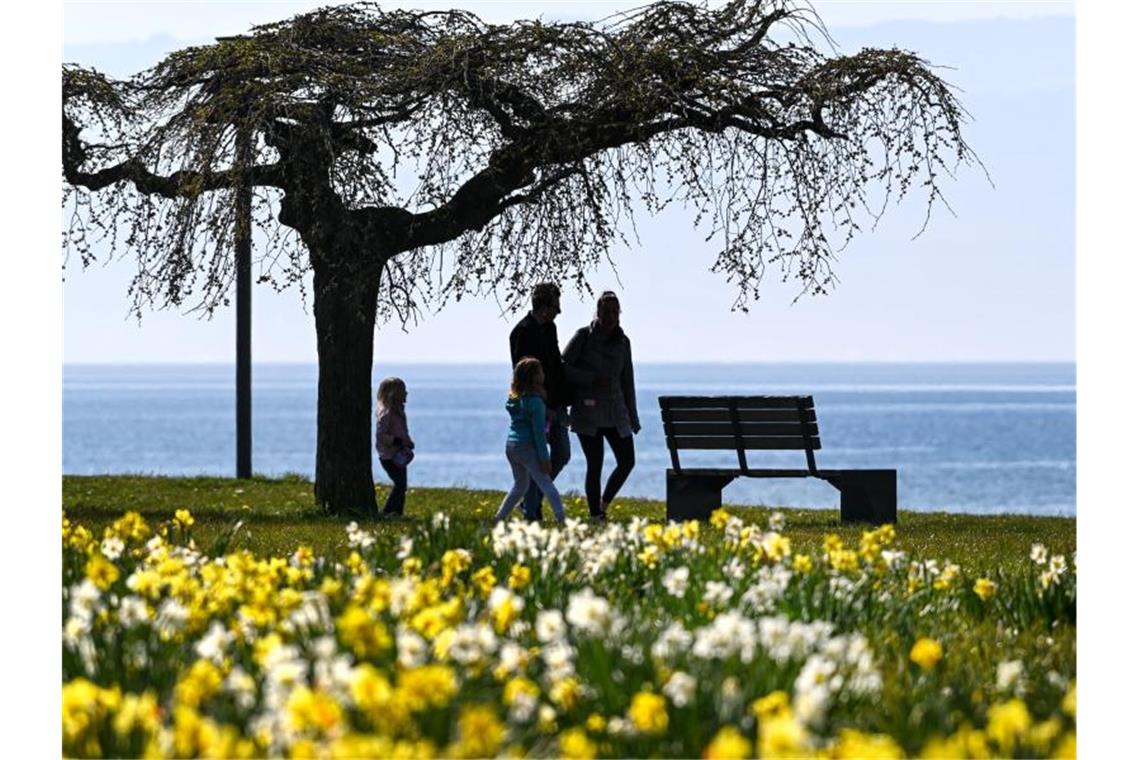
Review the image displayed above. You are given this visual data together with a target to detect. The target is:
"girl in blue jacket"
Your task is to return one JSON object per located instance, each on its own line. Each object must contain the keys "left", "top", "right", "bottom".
{"left": 493, "top": 357, "right": 567, "bottom": 524}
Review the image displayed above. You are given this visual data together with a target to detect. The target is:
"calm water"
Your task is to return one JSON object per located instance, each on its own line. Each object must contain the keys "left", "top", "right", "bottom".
{"left": 63, "top": 363, "right": 1075, "bottom": 516}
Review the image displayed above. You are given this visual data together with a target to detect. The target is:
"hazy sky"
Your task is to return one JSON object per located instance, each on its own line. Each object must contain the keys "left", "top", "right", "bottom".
{"left": 61, "top": 1, "right": 1076, "bottom": 363}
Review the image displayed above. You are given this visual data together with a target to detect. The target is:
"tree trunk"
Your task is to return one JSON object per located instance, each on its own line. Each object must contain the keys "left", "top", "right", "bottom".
{"left": 312, "top": 255, "right": 383, "bottom": 518}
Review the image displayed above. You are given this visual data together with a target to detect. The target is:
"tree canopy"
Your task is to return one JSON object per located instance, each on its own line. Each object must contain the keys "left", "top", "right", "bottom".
{"left": 64, "top": 0, "right": 977, "bottom": 318}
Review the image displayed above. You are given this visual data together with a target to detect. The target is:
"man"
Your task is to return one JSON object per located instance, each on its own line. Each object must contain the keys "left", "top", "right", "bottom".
{"left": 509, "top": 282, "right": 571, "bottom": 521}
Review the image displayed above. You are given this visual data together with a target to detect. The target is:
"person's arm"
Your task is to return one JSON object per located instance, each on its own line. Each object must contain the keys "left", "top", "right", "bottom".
{"left": 544, "top": 323, "right": 567, "bottom": 410}
{"left": 528, "top": 396, "right": 551, "bottom": 462}
{"left": 399, "top": 412, "right": 413, "bottom": 449}
{"left": 622, "top": 338, "right": 640, "bottom": 434}
{"left": 376, "top": 412, "right": 396, "bottom": 448}
{"left": 509, "top": 325, "right": 522, "bottom": 366}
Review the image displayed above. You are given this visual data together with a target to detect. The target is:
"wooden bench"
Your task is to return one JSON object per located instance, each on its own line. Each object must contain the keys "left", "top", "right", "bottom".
{"left": 659, "top": 395, "right": 896, "bottom": 524}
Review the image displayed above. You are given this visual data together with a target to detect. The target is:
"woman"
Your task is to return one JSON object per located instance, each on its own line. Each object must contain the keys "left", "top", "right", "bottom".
{"left": 563, "top": 290, "right": 640, "bottom": 521}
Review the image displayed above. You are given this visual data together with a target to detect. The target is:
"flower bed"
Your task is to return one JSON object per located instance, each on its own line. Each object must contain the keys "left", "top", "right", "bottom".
{"left": 62, "top": 508, "right": 1075, "bottom": 758}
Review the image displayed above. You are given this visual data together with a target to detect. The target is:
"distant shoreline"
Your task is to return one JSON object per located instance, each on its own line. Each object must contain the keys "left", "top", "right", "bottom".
{"left": 63, "top": 359, "right": 1078, "bottom": 368}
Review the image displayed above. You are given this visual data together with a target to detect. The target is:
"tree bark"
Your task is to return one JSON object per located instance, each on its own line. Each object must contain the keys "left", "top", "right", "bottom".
{"left": 312, "top": 253, "right": 383, "bottom": 518}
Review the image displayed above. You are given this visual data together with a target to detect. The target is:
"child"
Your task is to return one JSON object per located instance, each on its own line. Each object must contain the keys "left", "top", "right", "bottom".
{"left": 494, "top": 357, "right": 567, "bottom": 524}
{"left": 375, "top": 376, "right": 414, "bottom": 518}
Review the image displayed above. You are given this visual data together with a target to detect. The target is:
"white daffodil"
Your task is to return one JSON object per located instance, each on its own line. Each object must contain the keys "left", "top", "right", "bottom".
{"left": 996, "top": 659, "right": 1025, "bottom": 692}
{"left": 116, "top": 595, "right": 149, "bottom": 627}
{"left": 663, "top": 566, "right": 690, "bottom": 598}
{"left": 536, "top": 609, "right": 567, "bottom": 643}
{"left": 397, "top": 627, "right": 428, "bottom": 668}
{"left": 663, "top": 671, "right": 697, "bottom": 707}
{"left": 566, "top": 588, "right": 612, "bottom": 636}
{"left": 651, "top": 621, "right": 693, "bottom": 661}
{"left": 100, "top": 535, "right": 125, "bottom": 561}
{"left": 702, "top": 580, "right": 733, "bottom": 607}
{"left": 194, "top": 620, "right": 235, "bottom": 664}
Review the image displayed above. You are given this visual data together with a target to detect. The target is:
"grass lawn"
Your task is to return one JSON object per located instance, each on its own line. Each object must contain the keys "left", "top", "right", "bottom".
{"left": 63, "top": 475, "right": 1074, "bottom": 572}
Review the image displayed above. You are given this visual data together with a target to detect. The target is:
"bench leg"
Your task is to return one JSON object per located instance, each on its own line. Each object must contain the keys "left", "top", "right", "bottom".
{"left": 666, "top": 472, "right": 736, "bottom": 522}
{"left": 825, "top": 470, "right": 897, "bottom": 524}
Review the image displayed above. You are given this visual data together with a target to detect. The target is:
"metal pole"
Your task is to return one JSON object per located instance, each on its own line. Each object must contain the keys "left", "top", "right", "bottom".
{"left": 235, "top": 123, "right": 252, "bottom": 479}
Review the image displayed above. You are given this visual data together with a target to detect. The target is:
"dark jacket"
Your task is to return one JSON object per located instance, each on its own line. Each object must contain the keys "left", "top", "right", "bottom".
{"left": 509, "top": 313, "right": 569, "bottom": 410}
{"left": 563, "top": 322, "right": 640, "bottom": 437}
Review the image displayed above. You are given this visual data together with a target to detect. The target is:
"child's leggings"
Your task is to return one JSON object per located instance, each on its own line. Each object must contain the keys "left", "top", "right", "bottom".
{"left": 494, "top": 440, "right": 565, "bottom": 521}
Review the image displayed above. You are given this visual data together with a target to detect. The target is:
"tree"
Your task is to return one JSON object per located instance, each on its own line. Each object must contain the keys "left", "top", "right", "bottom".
{"left": 62, "top": 0, "right": 979, "bottom": 517}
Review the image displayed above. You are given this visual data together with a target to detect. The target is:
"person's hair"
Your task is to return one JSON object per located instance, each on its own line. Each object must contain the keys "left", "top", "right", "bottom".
{"left": 531, "top": 282, "right": 561, "bottom": 312}
{"left": 510, "top": 357, "right": 545, "bottom": 397}
{"left": 376, "top": 377, "right": 406, "bottom": 414}
{"left": 595, "top": 290, "right": 621, "bottom": 319}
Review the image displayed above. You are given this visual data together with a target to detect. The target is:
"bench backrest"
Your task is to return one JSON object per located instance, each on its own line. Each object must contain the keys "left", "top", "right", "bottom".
{"left": 658, "top": 395, "right": 820, "bottom": 473}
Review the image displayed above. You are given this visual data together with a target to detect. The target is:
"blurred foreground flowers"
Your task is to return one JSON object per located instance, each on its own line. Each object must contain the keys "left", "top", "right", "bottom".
{"left": 62, "top": 509, "right": 1075, "bottom": 758}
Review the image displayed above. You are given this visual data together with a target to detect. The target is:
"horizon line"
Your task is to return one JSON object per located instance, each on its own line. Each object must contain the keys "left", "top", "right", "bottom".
{"left": 62, "top": 358, "right": 1078, "bottom": 367}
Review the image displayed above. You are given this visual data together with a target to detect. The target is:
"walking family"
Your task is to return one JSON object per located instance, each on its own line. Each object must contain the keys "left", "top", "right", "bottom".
{"left": 374, "top": 282, "right": 641, "bottom": 523}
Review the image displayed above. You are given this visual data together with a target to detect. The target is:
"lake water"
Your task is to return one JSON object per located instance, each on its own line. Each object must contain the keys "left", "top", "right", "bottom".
{"left": 63, "top": 363, "right": 1075, "bottom": 516}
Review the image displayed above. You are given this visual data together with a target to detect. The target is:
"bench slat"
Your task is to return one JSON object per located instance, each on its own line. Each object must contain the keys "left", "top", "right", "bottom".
{"left": 664, "top": 408, "right": 817, "bottom": 424}
{"left": 660, "top": 395, "right": 814, "bottom": 410}
{"left": 667, "top": 468, "right": 815, "bottom": 478}
{"left": 672, "top": 435, "right": 821, "bottom": 450}
{"left": 666, "top": 421, "right": 819, "bottom": 437}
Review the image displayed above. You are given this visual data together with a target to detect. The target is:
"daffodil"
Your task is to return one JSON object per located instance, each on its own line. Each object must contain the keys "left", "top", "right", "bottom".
{"left": 704, "top": 726, "right": 752, "bottom": 759}
{"left": 628, "top": 691, "right": 668, "bottom": 735}
{"left": 910, "top": 637, "right": 943, "bottom": 671}
{"left": 986, "top": 698, "right": 1032, "bottom": 753}
{"left": 560, "top": 727, "right": 597, "bottom": 759}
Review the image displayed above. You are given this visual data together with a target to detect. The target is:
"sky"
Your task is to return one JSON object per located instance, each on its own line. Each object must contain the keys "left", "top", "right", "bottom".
{"left": 60, "top": 0, "right": 1076, "bottom": 364}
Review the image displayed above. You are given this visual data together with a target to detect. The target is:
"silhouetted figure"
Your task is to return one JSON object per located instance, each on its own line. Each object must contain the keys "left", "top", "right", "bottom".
{"left": 508, "top": 283, "right": 571, "bottom": 521}
{"left": 564, "top": 291, "right": 640, "bottom": 521}
{"left": 494, "top": 358, "right": 567, "bottom": 524}
{"left": 375, "top": 377, "right": 414, "bottom": 518}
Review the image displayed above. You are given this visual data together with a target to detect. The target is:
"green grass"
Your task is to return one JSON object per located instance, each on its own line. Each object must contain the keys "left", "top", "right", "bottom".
{"left": 62, "top": 475, "right": 1074, "bottom": 572}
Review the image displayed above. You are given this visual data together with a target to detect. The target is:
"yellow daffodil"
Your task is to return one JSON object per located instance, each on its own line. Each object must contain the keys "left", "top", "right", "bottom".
{"left": 752, "top": 691, "right": 792, "bottom": 723}
{"left": 831, "top": 728, "right": 904, "bottom": 759}
{"left": 704, "top": 725, "right": 752, "bottom": 759}
{"left": 628, "top": 691, "right": 668, "bottom": 735}
{"left": 973, "top": 577, "right": 997, "bottom": 600}
{"left": 508, "top": 564, "right": 531, "bottom": 590}
{"left": 1062, "top": 681, "right": 1075, "bottom": 717}
{"left": 471, "top": 566, "right": 497, "bottom": 598}
{"left": 560, "top": 727, "right": 597, "bottom": 760}
{"left": 453, "top": 704, "right": 505, "bottom": 759}
{"left": 910, "top": 637, "right": 944, "bottom": 671}
{"left": 986, "top": 698, "right": 1032, "bottom": 753}
{"left": 336, "top": 605, "right": 392, "bottom": 658}
{"left": 85, "top": 554, "right": 120, "bottom": 591}
{"left": 758, "top": 714, "right": 807, "bottom": 759}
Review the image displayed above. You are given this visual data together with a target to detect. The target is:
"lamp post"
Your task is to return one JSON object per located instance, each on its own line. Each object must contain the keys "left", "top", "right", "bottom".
{"left": 235, "top": 121, "right": 252, "bottom": 479}
{"left": 218, "top": 34, "right": 252, "bottom": 479}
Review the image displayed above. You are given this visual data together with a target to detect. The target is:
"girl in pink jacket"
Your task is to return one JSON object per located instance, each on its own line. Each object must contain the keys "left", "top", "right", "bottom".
{"left": 375, "top": 377, "right": 414, "bottom": 518}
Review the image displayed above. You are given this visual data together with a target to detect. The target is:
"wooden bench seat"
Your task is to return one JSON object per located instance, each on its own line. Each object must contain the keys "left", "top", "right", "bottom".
{"left": 659, "top": 395, "right": 897, "bottom": 524}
